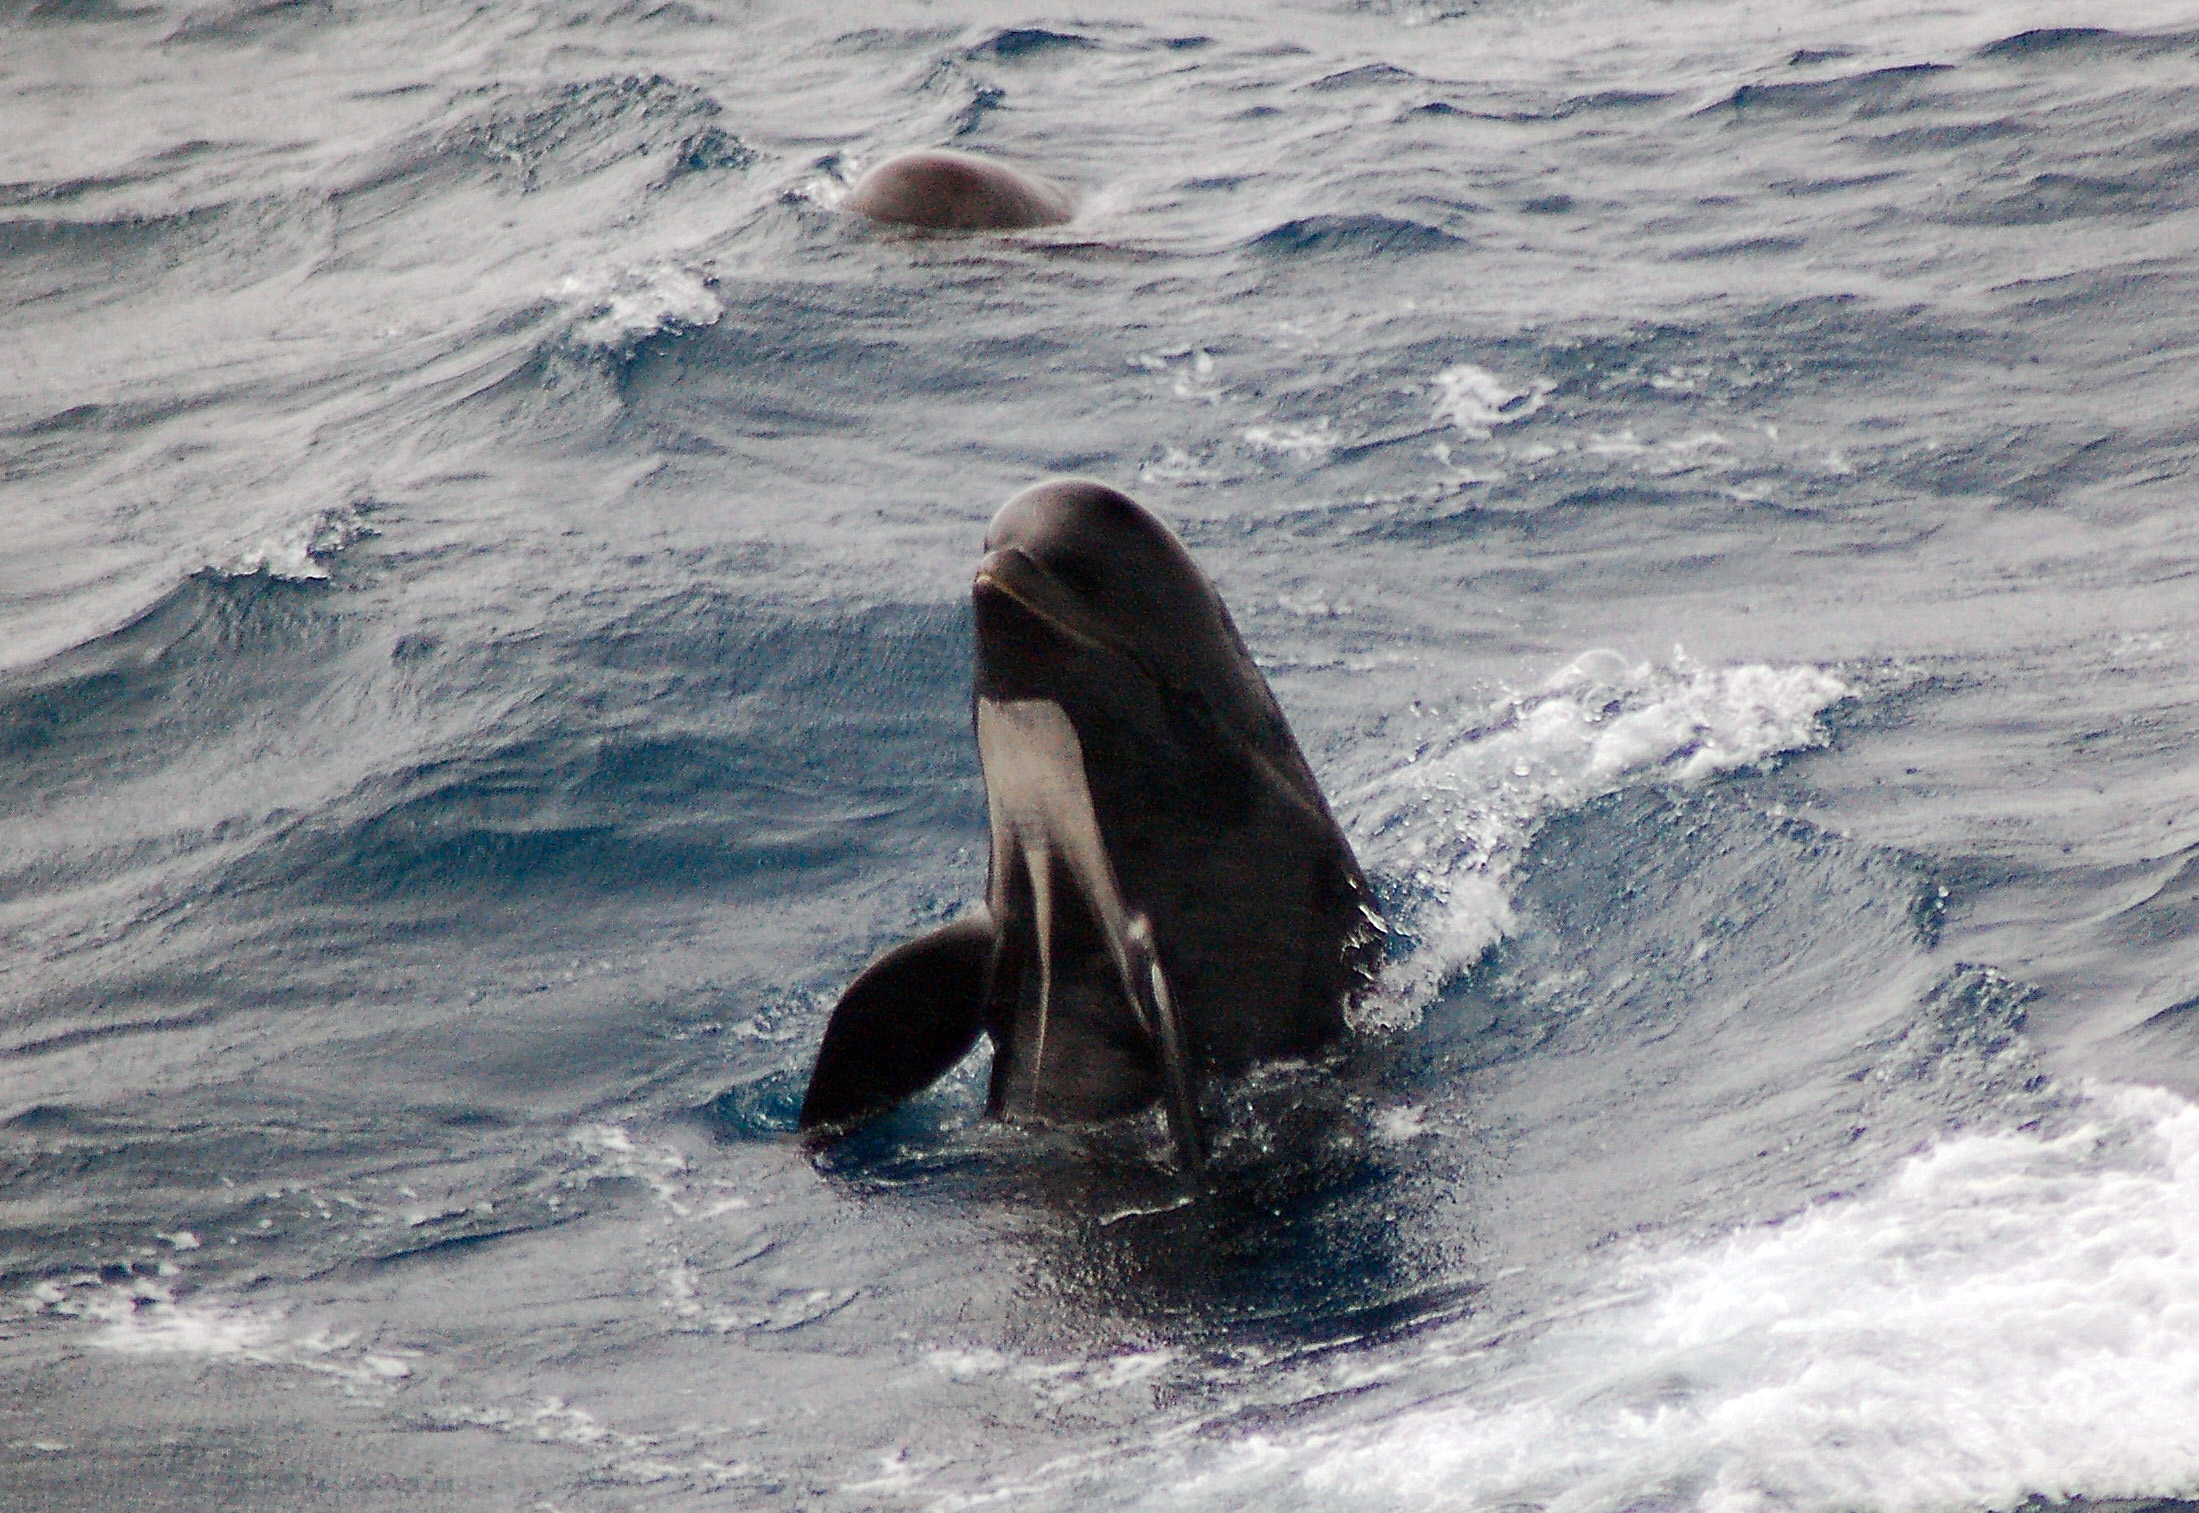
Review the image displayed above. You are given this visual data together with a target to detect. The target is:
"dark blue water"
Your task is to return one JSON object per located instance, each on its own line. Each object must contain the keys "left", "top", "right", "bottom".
{"left": 5, "top": 3, "right": 2199, "bottom": 1509}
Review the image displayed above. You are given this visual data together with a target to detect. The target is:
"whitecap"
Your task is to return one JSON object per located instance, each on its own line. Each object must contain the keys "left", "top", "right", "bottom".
{"left": 26, "top": 1275, "right": 416, "bottom": 1386}
{"left": 1186, "top": 1084, "right": 2199, "bottom": 1513}
{"left": 1348, "top": 649, "right": 1849, "bottom": 1024}
{"left": 1244, "top": 418, "right": 1337, "bottom": 461}
{"left": 1431, "top": 364, "right": 1552, "bottom": 438}
{"left": 222, "top": 502, "right": 375, "bottom": 581}
{"left": 551, "top": 261, "right": 722, "bottom": 352}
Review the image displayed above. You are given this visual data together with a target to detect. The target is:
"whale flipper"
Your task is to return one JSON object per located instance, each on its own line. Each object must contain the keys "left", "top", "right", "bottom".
{"left": 798, "top": 911, "right": 996, "bottom": 1135}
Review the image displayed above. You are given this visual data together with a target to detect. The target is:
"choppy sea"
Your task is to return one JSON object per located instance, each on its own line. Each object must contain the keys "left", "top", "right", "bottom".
{"left": 6, "top": 1, "right": 2199, "bottom": 1509}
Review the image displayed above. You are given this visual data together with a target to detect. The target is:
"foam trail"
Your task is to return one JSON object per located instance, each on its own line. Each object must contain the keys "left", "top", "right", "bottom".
{"left": 1181, "top": 1085, "right": 2199, "bottom": 1513}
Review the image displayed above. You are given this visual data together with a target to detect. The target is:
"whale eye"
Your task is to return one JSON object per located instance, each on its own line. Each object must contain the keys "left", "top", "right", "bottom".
{"left": 1047, "top": 551, "right": 1105, "bottom": 598}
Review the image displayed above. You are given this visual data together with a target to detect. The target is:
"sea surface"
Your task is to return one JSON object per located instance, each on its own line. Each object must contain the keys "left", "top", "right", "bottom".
{"left": 5, "top": 1, "right": 2199, "bottom": 1509}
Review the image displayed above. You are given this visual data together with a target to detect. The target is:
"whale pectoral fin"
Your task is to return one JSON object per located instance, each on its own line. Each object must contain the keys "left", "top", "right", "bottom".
{"left": 799, "top": 911, "right": 996, "bottom": 1139}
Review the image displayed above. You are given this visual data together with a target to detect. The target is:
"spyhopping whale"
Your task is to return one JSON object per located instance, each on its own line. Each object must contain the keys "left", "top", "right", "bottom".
{"left": 844, "top": 148, "right": 1075, "bottom": 231}
{"left": 800, "top": 481, "right": 1384, "bottom": 1173}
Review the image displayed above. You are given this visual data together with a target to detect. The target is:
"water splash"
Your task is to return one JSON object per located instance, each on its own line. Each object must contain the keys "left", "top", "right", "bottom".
{"left": 1348, "top": 649, "right": 1849, "bottom": 1023}
{"left": 1191, "top": 1084, "right": 2199, "bottom": 1513}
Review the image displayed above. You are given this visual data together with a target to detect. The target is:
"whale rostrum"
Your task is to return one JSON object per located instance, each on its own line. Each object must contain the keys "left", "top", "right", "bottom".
{"left": 799, "top": 480, "right": 1384, "bottom": 1173}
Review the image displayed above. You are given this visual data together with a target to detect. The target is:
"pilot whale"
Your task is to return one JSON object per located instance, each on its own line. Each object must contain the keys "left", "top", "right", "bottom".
{"left": 800, "top": 481, "right": 1383, "bottom": 1172}
{"left": 844, "top": 148, "right": 1074, "bottom": 231}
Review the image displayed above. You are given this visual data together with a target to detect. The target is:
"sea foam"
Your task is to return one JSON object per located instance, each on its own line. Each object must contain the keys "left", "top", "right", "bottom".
{"left": 551, "top": 261, "right": 722, "bottom": 352}
{"left": 1430, "top": 364, "right": 1552, "bottom": 438}
{"left": 1348, "top": 649, "right": 1849, "bottom": 1023}
{"left": 222, "top": 502, "right": 376, "bottom": 581}
{"left": 1181, "top": 1084, "right": 2199, "bottom": 1513}
{"left": 19, "top": 1273, "right": 414, "bottom": 1386}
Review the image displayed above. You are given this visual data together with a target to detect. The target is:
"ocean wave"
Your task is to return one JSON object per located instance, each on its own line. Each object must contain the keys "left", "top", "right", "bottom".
{"left": 76, "top": 1281, "right": 415, "bottom": 1385}
{"left": 549, "top": 262, "right": 722, "bottom": 353}
{"left": 1, "top": 585, "right": 976, "bottom": 927}
{"left": 311, "top": 71, "right": 749, "bottom": 239}
{"left": 1248, "top": 214, "right": 1466, "bottom": 257}
{"left": 1430, "top": 364, "right": 1552, "bottom": 439}
{"left": 0, "top": 137, "right": 247, "bottom": 212}
{"left": 433, "top": 74, "right": 736, "bottom": 194}
{"left": 221, "top": 502, "right": 377, "bottom": 581}
{"left": 419, "top": 1393, "right": 752, "bottom": 1493}
{"left": 0, "top": 197, "right": 284, "bottom": 309}
{"left": 1346, "top": 650, "right": 1850, "bottom": 1023}
{"left": 0, "top": 570, "right": 345, "bottom": 784}
{"left": 1426, "top": 88, "right": 1676, "bottom": 123}
{"left": 1306, "top": 63, "right": 1426, "bottom": 92}
{"left": 1188, "top": 1083, "right": 2199, "bottom": 1513}
{"left": 280, "top": 735, "right": 896, "bottom": 899}
{"left": 967, "top": 27, "right": 1097, "bottom": 60}
{"left": 164, "top": 0, "right": 333, "bottom": 46}
{"left": 16, "top": 1259, "right": 413, "bottom": 1387}
{"left": 1978, "top": 26, "right": 2199, "bottom": 63}
{"left": 238, "top": 599, "right": 980, "bottom": 902}
{"left": 1943, "top": 170, "right": 2188, "bottom": 228}
{"left": 1702, "top": 64, "right": 1954, "bottom": 122}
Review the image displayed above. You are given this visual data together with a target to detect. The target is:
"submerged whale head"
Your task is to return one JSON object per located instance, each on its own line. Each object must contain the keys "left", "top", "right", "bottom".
{"left": 845, "top": 148, "right": 1075, "bottom": 231}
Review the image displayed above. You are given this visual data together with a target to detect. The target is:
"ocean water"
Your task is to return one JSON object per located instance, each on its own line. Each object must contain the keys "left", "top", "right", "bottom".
{"left": 4, "top": 1, "right": 2199, "bottom": 1509}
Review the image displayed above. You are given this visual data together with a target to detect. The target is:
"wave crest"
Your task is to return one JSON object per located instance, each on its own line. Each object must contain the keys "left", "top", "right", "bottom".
{"left": 1348, "top": 650, "right": 1850, "bottom": 1024}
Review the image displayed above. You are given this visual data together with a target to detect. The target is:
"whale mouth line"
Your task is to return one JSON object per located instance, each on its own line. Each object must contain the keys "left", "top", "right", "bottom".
{"left": 977, "top": 547, "right": 1336, "bottom": 832}
{"left": 974, "top": 547, "right": 1151, "bottom": 673}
